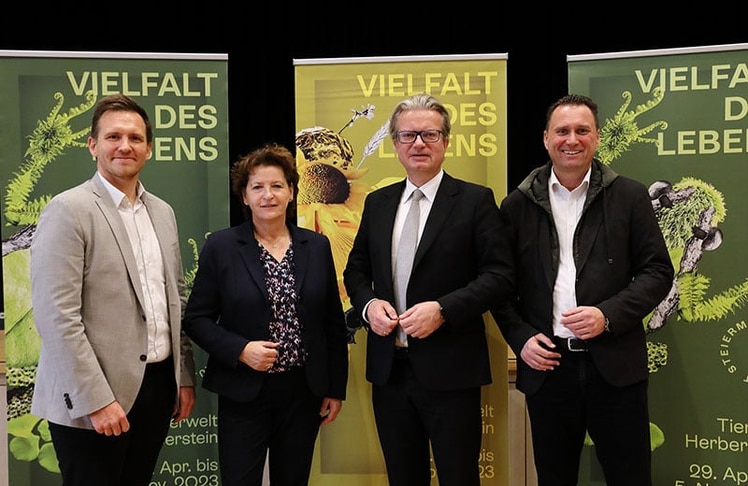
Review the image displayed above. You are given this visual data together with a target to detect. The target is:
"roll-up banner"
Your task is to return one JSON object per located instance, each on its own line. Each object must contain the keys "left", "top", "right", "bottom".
{"left": 568, "top": 43, "right": 748, "bottom": 485}
{"left": 0, "top": 50, "right": 228, "bottom": 486}
{"left": 294, "top": 54, "right": 509, "bottom": 485}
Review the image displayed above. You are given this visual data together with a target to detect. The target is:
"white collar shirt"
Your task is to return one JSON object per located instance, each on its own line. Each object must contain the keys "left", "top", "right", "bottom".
{"left": 390, "top": 170, "right": 442, "bottom": 347}
{"left": 549, "top": 167, "right": 590, "bottom": 339}
{"left": 392, "top": 170, "right": 443, "bottom": 257}
{"left": 97, "top": 171, "right": 172, "bottom": 363}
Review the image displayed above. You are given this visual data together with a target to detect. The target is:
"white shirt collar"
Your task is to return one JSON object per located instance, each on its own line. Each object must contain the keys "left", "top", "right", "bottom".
{"left": 402, "top": 170, "right": 443, "bottom": 203}
{"left": 97, "top": 171, "right": 145, "bottom": 206}
{"left": 549, "top": 166, "right": 591, "bottom": 194}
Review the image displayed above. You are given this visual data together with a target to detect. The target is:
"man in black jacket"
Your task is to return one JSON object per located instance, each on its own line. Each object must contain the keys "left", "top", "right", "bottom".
{"left": 493, "top": 94, "right": 674, "bottom": 486}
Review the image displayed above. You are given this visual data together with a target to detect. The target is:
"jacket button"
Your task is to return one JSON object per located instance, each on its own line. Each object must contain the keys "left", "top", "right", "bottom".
{"left": 139, "top": 354, "right": 147, "bottom": 362}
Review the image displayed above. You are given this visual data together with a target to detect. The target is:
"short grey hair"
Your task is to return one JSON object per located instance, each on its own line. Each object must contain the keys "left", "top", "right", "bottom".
{"left": 388, "top": 93, "right": 451, "bottom": 140}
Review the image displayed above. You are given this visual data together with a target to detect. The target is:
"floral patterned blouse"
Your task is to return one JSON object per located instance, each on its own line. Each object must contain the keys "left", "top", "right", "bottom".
{"left": 258, "top": 241, "right": 306, "bottom": 372}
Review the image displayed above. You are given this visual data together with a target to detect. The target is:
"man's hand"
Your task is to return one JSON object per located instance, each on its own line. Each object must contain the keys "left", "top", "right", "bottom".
{"left": 366, "top": 299, "right": 400, "bottom": 337}
{"left": 520, "top": 334, "right": 561, "bottom": 371}
{"left": 399, "top": 301, "right": 444, "bottom": 339}
{"left": 90, "top": 401, "right": 129, "bottom": 436}
{"left": 561, "top": 306, "right": 606, "bottom": 340}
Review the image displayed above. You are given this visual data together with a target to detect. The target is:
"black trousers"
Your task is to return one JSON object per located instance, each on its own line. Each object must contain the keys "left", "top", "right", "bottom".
{"left": 217, "top": 367, "right": 323, "bottom": 486}
{"left": 49, "top": 358, "right": 176, "bottom": 486}
{"left": 526, "top": 347, "right": 651, "bottom": 486}
{"left": 372, "top": 354, "right": 482, "bottom": 486}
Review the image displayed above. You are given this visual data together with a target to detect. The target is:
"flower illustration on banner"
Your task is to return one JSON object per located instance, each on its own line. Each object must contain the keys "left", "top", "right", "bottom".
{"left": 295, "top": 105, "right": 397, "bottom": 341}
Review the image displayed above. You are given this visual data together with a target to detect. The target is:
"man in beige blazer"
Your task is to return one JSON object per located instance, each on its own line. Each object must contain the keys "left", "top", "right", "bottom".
{"left": 30, "top": 94, "right": 196, "bottom": 486}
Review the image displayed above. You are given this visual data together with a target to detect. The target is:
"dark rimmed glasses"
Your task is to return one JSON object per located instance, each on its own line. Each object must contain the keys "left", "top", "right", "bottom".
{"left": 395, "top": 129, "right": 444, "bottom": 144}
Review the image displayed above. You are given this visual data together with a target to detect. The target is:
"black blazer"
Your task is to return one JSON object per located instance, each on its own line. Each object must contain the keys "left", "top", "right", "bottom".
{"left": 344, "top": 172, "right": 504, "bottom": 390}
{"left": 183, "top": 221, "right": 348, "bottom": 402}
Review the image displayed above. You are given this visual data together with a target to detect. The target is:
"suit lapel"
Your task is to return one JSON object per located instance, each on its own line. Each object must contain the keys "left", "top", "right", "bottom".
{"left": 143, "top": 194, "right": 175, "bottom": 288}
{"left": 532, "top": 166, "right": 558, "bottom": 291}
{"left": 291, "top": 225, "right": 309, "bottom": 296}
{"left": 377, "top": 183, "right": 403, "bottom": 277}
{"left": 90, "top": 175, "right": 148, "bottom": 309}
{"left": 574, "top": 199, "right": 604, "bottom": 276}
{"left": 414, "top": 174, "right": 457, "bottom": 265}
{"left": 236, "top": 222, "right": 270, "bottom": 301}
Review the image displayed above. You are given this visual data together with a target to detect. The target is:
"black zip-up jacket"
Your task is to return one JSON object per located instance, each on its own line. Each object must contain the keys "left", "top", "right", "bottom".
{"left": 493, "top": 159, "right": 674, "bottom": 395}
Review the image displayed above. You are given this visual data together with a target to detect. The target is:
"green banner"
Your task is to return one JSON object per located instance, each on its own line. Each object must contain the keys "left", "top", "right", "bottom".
{"left": 0, "top": 50, "right": 228, "bottom": 486}
{"left": 568, "top": 44, "right": 748, "bottom": 486}
{"left": 294, "top": 54, "right": 509, "bottom": 485}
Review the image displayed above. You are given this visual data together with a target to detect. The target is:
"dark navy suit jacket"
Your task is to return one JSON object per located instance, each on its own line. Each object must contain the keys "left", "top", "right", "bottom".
{"left": 344, "top": 172, "right": 504, "bottom": 390}
{"left": 183, "top": 221, "right": 348, "bottom": 402}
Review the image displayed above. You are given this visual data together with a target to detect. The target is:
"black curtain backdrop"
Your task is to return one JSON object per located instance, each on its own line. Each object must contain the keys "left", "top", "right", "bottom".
{"left": 1, "top": 6, "right": 743, "bottom": 227}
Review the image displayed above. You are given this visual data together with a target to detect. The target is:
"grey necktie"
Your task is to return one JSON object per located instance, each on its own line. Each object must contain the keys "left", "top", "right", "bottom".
{"left": 393, "top": 189, "right": 424, "bottom": 345}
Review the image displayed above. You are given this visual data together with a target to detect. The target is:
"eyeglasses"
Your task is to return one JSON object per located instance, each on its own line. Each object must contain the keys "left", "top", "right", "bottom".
{"left": 395, "top": 129, "right": 444, "bottom": 144}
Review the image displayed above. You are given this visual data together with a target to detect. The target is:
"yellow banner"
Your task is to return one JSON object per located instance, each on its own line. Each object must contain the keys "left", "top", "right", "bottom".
{"left": 294, "top": 53, "right": 508, "bottom": 485}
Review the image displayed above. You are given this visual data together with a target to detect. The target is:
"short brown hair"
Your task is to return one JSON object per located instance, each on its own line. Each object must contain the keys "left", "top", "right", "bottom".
{"left": 546, "top": 94, "right": 599, "bottom": 130}
{"left": 230, "top": 143, "right": 299, "bottom": 221}
{"left": 90, "top": 94, "right": 152, "bottom": 142}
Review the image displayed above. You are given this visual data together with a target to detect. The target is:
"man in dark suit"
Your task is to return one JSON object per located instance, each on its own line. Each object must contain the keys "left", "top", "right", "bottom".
{"left": 343, "top": 93, "right": 504, "bottom": 486}
{"left": 493, "top": 94, "right": 674, "bottom": 486}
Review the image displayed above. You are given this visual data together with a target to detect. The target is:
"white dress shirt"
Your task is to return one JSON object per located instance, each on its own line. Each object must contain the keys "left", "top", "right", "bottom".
{"left": 549, "top": 167, "right": 590, "bottom": 339}
{"left": 390, "top": 171, "right": 442, "bottom": 268}
{"left": 361, "top": 171, "right": 444, "bottom": 337}
{"left": 97, "top": 171, "right": 172, "bottom": 362}
{"left": 389, "top": 171, "right": 442, "bottom": 346}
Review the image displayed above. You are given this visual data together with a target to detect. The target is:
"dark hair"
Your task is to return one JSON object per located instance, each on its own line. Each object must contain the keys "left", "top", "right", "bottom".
{"left": 230, "top": 142, "right": 299, "bottom": 221}
{"left": 546, "top": 94, "right": 599, "bottom": 130}
{"left": 90, "top": 94, "right": 153, "bottom": 142}
{"left": 388, "top": 93, "right": 451, "bottom": 139}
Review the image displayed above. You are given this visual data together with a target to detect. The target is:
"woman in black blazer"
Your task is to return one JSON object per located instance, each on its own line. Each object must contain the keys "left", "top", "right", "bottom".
{"left": 183, "top": 143, "right": 348, "bottom": 486}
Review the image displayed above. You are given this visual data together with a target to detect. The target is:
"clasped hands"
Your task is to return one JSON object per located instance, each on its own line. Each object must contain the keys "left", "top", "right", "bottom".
{"left": 367, "top": 299, "right": 444, "bottom": 339}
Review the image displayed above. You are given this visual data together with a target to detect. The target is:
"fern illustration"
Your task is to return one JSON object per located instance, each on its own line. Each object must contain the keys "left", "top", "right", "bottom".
{"left": 4, "top": 90, "right": 96, "bottom": 227}
{"left": 2, "top": 91, "right": 203, "bottom": 474}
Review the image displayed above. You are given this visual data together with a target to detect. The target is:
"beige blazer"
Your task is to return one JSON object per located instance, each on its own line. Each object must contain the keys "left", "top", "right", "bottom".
{"left": 30, "top": 173, "right": 195, "bottom": 429}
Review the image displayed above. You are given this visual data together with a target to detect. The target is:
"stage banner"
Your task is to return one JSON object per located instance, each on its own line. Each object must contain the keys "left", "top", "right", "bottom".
{"left": 294, "top": 53, "right": 509, "bottom": 485}
{"left": 568, "top": 43, "right": 748, "bottom": 485}
{"left": 0, "top": 50, "right": 229, "bottom": 486}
